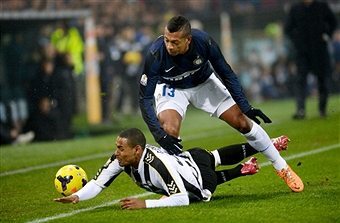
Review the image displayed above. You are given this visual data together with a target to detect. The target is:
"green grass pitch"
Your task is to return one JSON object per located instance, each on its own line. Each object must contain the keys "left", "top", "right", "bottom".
{"left": 0, "top": 95, "right": 339, "bottom": 223}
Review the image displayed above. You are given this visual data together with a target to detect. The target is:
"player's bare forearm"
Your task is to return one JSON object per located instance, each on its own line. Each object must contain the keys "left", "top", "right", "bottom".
{"left": 120, "top": 197, "right": 146, "bottom": 210}
{"left": 54, "top": 195, "right": 79, "bottom": 204}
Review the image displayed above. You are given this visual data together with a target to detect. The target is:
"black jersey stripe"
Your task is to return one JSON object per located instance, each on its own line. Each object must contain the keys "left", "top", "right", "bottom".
{"left": 143, "top": 163, "right": 168, "bottom": 195}
{"left": 180, "top": 176, "right": 203, "bottom": 201}
{"left": 144, "top": 149, "right": 180, "bottom": 195}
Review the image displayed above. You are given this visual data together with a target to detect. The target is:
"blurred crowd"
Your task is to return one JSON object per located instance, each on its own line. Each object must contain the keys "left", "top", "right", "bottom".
{"left": 1, "top": 0, "right": 339, "bottom": 144}
{"left": 1, "top": 22, "right": 80, "bottom": 144}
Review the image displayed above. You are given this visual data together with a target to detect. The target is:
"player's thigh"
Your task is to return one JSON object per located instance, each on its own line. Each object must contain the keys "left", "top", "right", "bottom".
{"left": 154, "top": 83, "right": 189, "bottom": 118}
{"left": 158, "top": 109, "right": 182, "bottom": 137}
{"left": 190, "top": 74, "right": 235, "bottom": 117}
{"left": 188, "top": 148, "right": 217, "bottom": 193}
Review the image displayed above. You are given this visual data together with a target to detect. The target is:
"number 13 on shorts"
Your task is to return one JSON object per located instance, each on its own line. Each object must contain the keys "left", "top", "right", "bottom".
{"left": 162, "top": 85, "right": 175, "bottom": 97}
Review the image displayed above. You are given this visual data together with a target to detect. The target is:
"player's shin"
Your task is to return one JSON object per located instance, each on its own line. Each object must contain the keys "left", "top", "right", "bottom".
{"left": 212, "top": 143, "right": 258, "bottom": 167}
{"left": 215, "top": 157, "right": 259, "bottom": 185}
{"left": 215, "top": 166, "right": 243, "bottom": 185}
{"left": 243, "top": 121, "right": 287, "bottom": 171}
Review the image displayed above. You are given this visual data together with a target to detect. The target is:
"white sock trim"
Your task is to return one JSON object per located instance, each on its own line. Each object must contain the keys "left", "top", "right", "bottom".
{"left": 211, "top": 150, "right": 221, "bottom": 167}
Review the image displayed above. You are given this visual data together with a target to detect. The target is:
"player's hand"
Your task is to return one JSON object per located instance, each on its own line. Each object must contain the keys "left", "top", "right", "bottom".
{"left": 120, "top": 197, "right": 146, "bottom": 210}
{"left": 54, "top": 195, "right": 79, "bottom": 204}
{"left": 245, "top": 107, "right": 272, "bottom": 124}
{"left": 157, "top": 134, "right": 183, "bottom": 155}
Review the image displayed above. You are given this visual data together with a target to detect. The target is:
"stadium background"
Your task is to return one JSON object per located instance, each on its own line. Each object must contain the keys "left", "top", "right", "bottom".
{"left": 0, "top": 0, "right": 339, "bottom": 141}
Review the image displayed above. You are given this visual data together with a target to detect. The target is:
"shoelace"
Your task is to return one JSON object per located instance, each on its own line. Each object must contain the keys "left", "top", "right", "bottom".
{"left": 283, "top": 169, "right": 297, "bottom": 184}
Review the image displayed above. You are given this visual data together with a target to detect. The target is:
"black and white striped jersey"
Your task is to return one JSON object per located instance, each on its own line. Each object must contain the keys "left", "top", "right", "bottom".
{"left": 76, "top": 144, "right": 212, "bottom": 208}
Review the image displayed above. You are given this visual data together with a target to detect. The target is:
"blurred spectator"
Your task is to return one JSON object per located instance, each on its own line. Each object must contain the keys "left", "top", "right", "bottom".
{"left": 51, "top": 20, "right": 84, "bottom": 76}
{"left": 25, "top": 54, "right": 75, "bottom": 141}
{"left": 114, "top": 26, "right": 144, "bottom": 114}
{"left": 51, "top": 21, "right": 84, "bottom": 113}
{"left": 271, "top": 56, "right": 291, "bottom": 98}
{"left": 260, "top": 67, "right": 279, "bottom": 100}
{"left": 25, "top": 58, "right": 60, "bottom": 141}
{"left": 0, "top": 123, "right": 34, "bottom": 146}
{"left": 52, "top": 53, "right": 76, "bottom": 139}
{"left": 0, "top": 50, "right": 34, "bottom": 145}
{"left": 284, "top": 0, "right": 337, "bottom": 119}
{"left": 97, "top": 23, "right": 116, "bottom": 123}
{"left": 0, "top": 101, "right": 34, "bottom": 145}
{"left": 25, "top": 96, "right": 62, "bottom": 142}
{"left": 3, "top": 33, "right": 29, "bottom": 132}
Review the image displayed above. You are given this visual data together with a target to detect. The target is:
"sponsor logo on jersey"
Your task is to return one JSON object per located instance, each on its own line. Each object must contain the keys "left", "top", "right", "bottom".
{"left": 193, "top": 56, "right": 203, "bottom": 65}
{"left": 162, "top": 67, "right": 201, "bottom": 81}
{"left": 140, "top": 74, "right": 148, "bottom": 86}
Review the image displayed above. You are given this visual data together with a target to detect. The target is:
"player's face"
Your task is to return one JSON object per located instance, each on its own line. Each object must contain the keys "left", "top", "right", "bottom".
{"left": 114, "top": 137, "right": 140, "bottom": 168}
{"left": 164, "top": 27, "right": 191, "bottom": 56}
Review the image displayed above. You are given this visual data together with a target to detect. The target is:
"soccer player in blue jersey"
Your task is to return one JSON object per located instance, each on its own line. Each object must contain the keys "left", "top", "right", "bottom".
{"left": 139, "top": 15, "right": 303, "bottom": 192}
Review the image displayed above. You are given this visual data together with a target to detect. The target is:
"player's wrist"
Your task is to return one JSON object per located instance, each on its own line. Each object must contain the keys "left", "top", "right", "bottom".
{"left": 71, "top": 195, "right": 80, "bottom": 203}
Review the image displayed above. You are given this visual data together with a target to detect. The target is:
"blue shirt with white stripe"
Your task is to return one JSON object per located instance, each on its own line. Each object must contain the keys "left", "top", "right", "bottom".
{"left": 139, "top": 29, "right": 251, "bottom": 140}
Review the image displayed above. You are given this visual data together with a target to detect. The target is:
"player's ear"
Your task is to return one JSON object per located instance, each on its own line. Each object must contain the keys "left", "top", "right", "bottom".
{"left": 186, "top": 35, "right": 192, "bottom": 44}
{"left": 135, "top": 145, "right": 143, "bottom": 154}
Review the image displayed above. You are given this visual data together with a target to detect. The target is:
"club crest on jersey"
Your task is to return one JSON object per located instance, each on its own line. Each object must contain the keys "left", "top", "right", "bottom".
{"left": 193, "top": 57, "right": 203, "bottom": 65}
{"left": 140, "top": 74, "right": 148, "bottom": 86}
{"left": 144, "top": 153, "right": 155, "bottom": 163}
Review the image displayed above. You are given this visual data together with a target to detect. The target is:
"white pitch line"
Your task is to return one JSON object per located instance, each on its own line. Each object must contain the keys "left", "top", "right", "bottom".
{"left": 26, "top": 192, "right": 153, "bottom": 223}
{"left": 26, "top": 143, "right": 340, "bottom": 223}
{"left": 260, "top": 143, "right": 340, "bottom": 167}
{"left": 0, "top": 152, "right": 112, "bottom": 177}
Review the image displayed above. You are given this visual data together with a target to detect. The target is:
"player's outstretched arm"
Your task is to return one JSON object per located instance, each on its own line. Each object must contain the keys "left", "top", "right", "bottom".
{"left": 120, "top": 198, "right": 146, "bottom": 210}
{"left": 54, "top": 195, "right": 79, "bottom": 204}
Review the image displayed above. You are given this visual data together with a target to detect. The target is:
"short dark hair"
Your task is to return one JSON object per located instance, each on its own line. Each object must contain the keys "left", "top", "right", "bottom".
{"left": 119, "top": 128, "right": 146, "bottom": 149}
{"left": 167, "top": 15, "right": 191, "bottom": 36}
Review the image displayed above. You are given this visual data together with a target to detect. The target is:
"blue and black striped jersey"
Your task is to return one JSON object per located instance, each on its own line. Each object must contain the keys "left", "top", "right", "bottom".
{"left": 139, "top": 29, "right": 251, "bottom": 140}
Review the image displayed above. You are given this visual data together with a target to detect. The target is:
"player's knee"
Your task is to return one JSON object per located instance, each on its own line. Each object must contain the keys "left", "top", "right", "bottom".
{"left": 234, "top": 114, "right": 251, "bottom": 134}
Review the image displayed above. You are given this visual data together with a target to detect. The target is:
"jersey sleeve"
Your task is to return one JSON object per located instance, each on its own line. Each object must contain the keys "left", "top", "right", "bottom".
{"left": 139, "top": 49, "right": 167, "bottom": 141}
{"left": 207, "top": 37, "right": 251, "bottom": 113}
{"left": 73, "top": 155, "right": 123, "bottom": 201}
{"left": 74, "top": 179, "right": 103, "bottom": 201}
{"left": 145, "top": 193, "right": 189, "bottom": 208}
{"left": 93, "top": 155, "right": 124, "bottom": 188}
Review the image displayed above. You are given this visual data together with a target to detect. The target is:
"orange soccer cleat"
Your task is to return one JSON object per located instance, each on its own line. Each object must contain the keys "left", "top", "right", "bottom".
{"left": 276, "top": 165, "right": 304, "bottom": 192}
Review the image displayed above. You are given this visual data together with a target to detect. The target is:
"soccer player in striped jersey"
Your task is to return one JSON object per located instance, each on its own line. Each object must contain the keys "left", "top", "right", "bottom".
{"left": 54, "top": 128, "right": 290, "bottom": 209}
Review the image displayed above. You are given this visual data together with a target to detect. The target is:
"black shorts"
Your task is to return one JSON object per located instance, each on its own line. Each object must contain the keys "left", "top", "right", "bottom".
{"left": 188, "top": 148, "right": 217, "bottom": 194}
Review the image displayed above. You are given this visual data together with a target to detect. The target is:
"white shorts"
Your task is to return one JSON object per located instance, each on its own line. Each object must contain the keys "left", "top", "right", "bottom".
{"left": 154, "top": 74, "right": 236, "bottom": 118}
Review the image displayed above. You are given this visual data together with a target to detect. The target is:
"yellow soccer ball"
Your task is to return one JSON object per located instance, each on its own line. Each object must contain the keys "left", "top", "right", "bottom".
{"left": 54, "top": 165, "right": 88, "bottom": 196}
